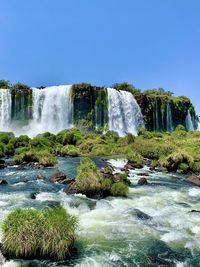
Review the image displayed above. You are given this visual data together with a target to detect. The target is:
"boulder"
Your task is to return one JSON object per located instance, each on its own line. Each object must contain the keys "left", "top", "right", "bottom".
{"left": 138, "top": 177, "right": 148, "bottom": 185}
{"left": 0, "top": 159, "right": 5, "bottom": 164}
{"left": 0, "top": 164, "right": 5, "bottom": 169}
{"left": 137, "top": 172, "right": 150, "bottom": 177}
{"left": 50, "top": 172, "right": 73, "bottom": 184}
{"left": 0, "top": 179, "right": 8, "bottom": 185}
{"left": 30, "top": 192, "right": 37, "bottom": 199}
{"left": 186, "top": 175, "right": 200, "bottom": 186}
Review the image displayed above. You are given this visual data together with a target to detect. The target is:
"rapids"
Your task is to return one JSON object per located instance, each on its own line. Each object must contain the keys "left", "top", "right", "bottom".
{"left": 0, "top": 157, "right": 200, "bottom": 266}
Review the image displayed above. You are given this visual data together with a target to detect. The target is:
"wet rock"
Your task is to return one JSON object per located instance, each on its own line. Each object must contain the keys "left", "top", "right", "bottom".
{"left": 186, "top": 175, "right": 200, "bottom": 186}
{"left": 50, "top": 172, "right": 67, "bottom": 183}
{"left": 147, "top": 256, "right": 175, "bottom": 266}
{"left": 36, "top": 175, "right": 45, "bottom": 181}
{"left": 143, "top": 158, "right": 152, "bottom": 166}
{"left": 138, "top": 177, "right": 148, "bottom": 185}
{"left": 133, "top": 209, "right": 152, "bottom": 220}
{"left": 155, "top": 166, "right": 167, "bottom": 173}
{"left": 0, "top": 164, "right": 5, "bottom": 169}
{"left": 137, "top": 172, "right": 150, "bottom": 177}
{"left": 30, "top": 192, "right": 37, "bottom": 199}
{"left": 0, "top": 179, "right": 8, "bottom": 185}
{"left": 0, "top": 159, "right": 5, "bottom": 164}
{"left": 190, "top": 210, "right": 200, "bottom": 213}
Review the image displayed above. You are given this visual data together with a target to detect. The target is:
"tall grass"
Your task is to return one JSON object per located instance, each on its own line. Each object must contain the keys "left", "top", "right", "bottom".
{"left": 2, "top": 207, "right": 77, "bottom": 260}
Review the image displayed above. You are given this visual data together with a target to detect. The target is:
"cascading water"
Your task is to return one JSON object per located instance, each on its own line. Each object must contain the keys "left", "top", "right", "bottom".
{"left": 0, "top": 89, "right": 12, "bottom": 131}
{"left": 107, "top": 88, "right": 144, "bottom": 136}
{"left": 0, "top": 85, "right": 73, "bottom": 136}
{"left": 30, "top": 85, "right": 73, "bottom": 136}
{"left": 185, "top": 110, "right": 194, "bottom": 131}
{"left": 166, "top": 102, "right": 173, "bottom": 132}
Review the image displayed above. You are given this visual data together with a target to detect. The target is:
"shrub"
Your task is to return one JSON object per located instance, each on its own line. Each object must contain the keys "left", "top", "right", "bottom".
{"left": 178, "top": 163, "right": 189, "bottom": 174}
{"left": 162, "top": 150, "right": 194, "bottom": 172}
{"left": 111, "top": 182, "right": 129, "bottom": 197}
{"left": 61, "top": 145, "right": 79, "bottom": 157}
{"left": 73, "top": 157, "right": 102, "bottom": 196}
{"left": 191, "top": 162, "right": 200, "bottom": 173}
{"left": 123, "top": 133, "right": 135, "bottom": 144}
{"left": 0, "top": 133, "right": 11, "bottom": 144}
{"left": 133, "top": 139, "right": 175, "bottom": 160}
{"left": 56, "top": 128, "right": 82, "bottom": 146}
{"left": 2, "top": 207, "right": 77, "bottom": 260}
{"left": 14, "top": 150, "right": 57, "bottom": 167}
{"left": 127, "top": 151, "right": 143, "bottom": 167}
{"left": 10, "top": 135, "right": 30, "bottom": 148}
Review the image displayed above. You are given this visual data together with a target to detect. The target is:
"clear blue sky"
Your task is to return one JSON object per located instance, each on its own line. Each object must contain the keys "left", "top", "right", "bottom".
{"left": 1, "top": 0, "right": 200, "bottom": 112}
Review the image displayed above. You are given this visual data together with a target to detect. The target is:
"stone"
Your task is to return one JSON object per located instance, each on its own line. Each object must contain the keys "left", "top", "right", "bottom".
{"left": 186, "top": 175, "right": 200, "bottom": 186}
{"left": 0, "top": 179, "right": 8, "bottom": 185}
{"left": 138, "top": 177, "right": 148, "bottom": 185}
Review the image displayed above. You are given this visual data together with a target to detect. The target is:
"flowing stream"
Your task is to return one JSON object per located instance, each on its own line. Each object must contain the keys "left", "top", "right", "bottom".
{"left": 0, "top": 158, "right": 200, "bottom": 266}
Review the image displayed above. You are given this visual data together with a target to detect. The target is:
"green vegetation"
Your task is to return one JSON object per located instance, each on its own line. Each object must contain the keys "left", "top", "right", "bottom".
{"left": 111, "top": 182, "right": 129, "bottom": 197}
{"left": 1, "top": 126, "right": 200, "bottom": 175}
{"left": 2, "top": 207, "right": 77, "bottom": 260}
{"left": 0, "top": 80, "right": 11, "bottom": 89}
{"left": 68, "top": 157, "right": 129, "bottom": 197}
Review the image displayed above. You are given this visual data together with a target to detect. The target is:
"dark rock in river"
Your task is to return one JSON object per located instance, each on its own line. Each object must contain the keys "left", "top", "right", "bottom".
{"left": 186, "top": 175, "right": 200, "bottom": 186}
{"left": 133, "top": 208, "right": 152, "bottom": 220}
{"left": 0, "top": 164, "right": 5, "bottom": 169}
{"left": 0, "top": 159, "right": 5, "bottom": 164}
{"left": 30, "top": 192, "right": 38, "bottom": 199}
{"left": 50, "top": 172, "right": 70, "bottom": 184}
{"left": 138, "top": 177, "right": 148, "bottom": 185}
{"left": 190, "top": 210, "right": 200, "bottom": 213}
{"left": 147, "top": 256, "right": 176, "bottom": 266}
{"left": 0, "top": 179, "right": 8, "bottom": 185}
{"left": 137, "top": 172, "right": 150, "bottom": 177}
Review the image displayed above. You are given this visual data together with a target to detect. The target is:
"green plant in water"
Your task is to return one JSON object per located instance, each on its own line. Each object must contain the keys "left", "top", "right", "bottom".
{"left": 2, "top": 207, "right": 77, "bottom": 260}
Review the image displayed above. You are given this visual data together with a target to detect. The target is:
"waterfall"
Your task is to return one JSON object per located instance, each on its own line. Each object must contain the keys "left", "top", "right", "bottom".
{"left": 185, "top": 110, "right": 194, "bottom": 131}
{"left": 166, "top": 102, "right": 173, "bottom": 132}
{"left": 0, "top": 89, "right": 12, "bottom": 131}
{"left": 30, "top": 85, "right": 73, "bottom": 135}
{"left": 0, "top": 85, "right": 73, "bottom": 136}
{"left": 107, "top": 88, "right": 144, "bottom": 136}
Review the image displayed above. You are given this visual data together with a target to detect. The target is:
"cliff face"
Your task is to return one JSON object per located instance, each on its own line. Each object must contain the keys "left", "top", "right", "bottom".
{"left": 72, "top": 83, "right": 108, "bottom": 131}
{"left": 135, "top": 93, "right": 197, "bottom": 131}
{"left": 0, "top": 83, "right": 198, "bottom": 133}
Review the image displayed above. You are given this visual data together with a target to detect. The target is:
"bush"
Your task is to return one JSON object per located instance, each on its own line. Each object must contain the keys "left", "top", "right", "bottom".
{"left": 127, "top": 152, "right": 143, "bottom": 167}
{"left": 123, "top": 133, "right": 135, "bottom": 144}
{"left": 0, "top": 133, "right": 11, "bottom": 144}
{"left": 56, "top": 128, "right": 82, "bottom": 146}
{"left": 14, "top": 149, "right": 57, "bottom": 167}
{"left": 73, "top": 157, "right": 102, "bottom": 196}
{"left": 162, "top": 150, "right": 194, "bottom": 172}
{"left": 111, "top": 182, "right": 128, "bottom": 197}
{"left": 2, "top": 207, "right": 77, "bottom": 260}
{"left": 133, "top": 139, "right": 175, "bottom": 160}
{"left": 61, "top": 145, "right": 79, "bottom": 157}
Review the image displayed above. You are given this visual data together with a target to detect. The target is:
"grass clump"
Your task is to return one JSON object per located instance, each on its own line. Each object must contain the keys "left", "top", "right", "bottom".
{"left": 68, "top": 157, "right": 129, "bottom": 198}
{"left": 14, "top": 149, "right": 57, "bottom": 167}
{"left": 127, "top": 151, "right": 143, "bottom": 167}
{"left": 2, "top": 207, "right": 77, "bottom": 260}
{"left": 111, "top": 182, "right": 129, "bottom": 197}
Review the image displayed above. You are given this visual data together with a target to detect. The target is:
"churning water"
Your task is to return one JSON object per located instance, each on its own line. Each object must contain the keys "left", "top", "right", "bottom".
{"left": 0, "top": 157, "right": 200, "bottom": 266}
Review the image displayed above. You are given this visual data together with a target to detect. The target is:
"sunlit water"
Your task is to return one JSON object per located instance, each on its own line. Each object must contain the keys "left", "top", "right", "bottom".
{"left": 0, "top": 158, "right": 200, "bottom": 267}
